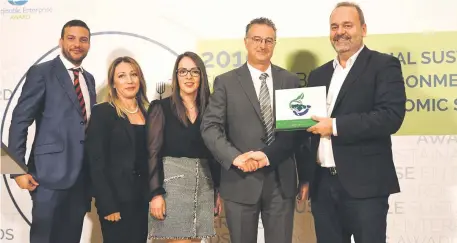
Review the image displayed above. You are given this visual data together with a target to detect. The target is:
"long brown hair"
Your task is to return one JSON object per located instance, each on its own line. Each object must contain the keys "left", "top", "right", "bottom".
{"left": 170, "top": 52, "right": 210, "bottom": 126}
{"left": 106, "top": 56, "right": 149, "bottom": 117}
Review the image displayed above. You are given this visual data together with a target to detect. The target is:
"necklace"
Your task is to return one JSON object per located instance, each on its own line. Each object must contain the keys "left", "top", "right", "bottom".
{"left": 184, "top": 103, "right": 196, "bottom": 110}
{"left": 125, "top": 106, "right": 139, "bottom": 114}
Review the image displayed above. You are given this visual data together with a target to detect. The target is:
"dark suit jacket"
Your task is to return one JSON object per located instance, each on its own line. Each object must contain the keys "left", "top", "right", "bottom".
{"left": 85, "top": 102, "right": 149, "bottom": 217}
{"left": 8, "top": 55, "right": 96, "bottom": 190}
{"left": 201, "top": 63, "right": 301, "bottom": 204}
{"left": 298, "top": 46, "right": 406, "bottom": 199}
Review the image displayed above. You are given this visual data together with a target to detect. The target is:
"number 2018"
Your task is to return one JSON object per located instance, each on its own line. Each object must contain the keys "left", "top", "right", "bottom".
{"left": 202, "top": 51, "right": 247, "bottom": 69}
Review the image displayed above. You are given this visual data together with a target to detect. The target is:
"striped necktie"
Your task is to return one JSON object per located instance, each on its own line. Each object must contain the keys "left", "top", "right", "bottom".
{"left": 259, "top": 73, "right": 275, "bottom": 145}
{"left": 70, "top": 68, "right": 87, "bottom": 124}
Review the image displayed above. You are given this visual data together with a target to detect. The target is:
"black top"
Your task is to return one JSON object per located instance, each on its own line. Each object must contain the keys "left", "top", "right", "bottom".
{"left": 132, "top": 124, "right": 147, "bottom": 171}
{"left": 160, "top": 100, "right": 212, "bottom": 159}
{"left": 147, "top": 97, "right": 220, "bottom": 199}
{"left": 84, "top": 102, "right": 149, "bottom": 217}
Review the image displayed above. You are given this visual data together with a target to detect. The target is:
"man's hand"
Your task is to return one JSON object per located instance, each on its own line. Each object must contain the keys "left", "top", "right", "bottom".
{"left": 214, "top": 193, "right": 222, "bottom": 217}
{"left": 297, "top": 183, "right": 309, "bottom": 204}
{"left": 233, "top": 151, "right": 253, "bottom": 168}
{"left": 238, "top": 159, "right": 259, "bottom": 172}
{"left": 307, "top": 116, "right": 333, "bottom": 136}
{"left": 248, "top": 151, "right": 268, "bottom": 168}
{"left": 14, "top": 174, "right": 39, "bottom": 191}
{"left": 104, "top": 212, "right": 121, "bottom": 222}
{"left": 233, "top": 151, "right": 269, "bottom": 172}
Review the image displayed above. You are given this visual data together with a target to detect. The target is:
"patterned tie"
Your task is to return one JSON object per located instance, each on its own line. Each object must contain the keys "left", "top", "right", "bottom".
{"left": 259, "top": 73, "right": 275, "bottom": 145}
{"left": 70, "top": 68, "right": 87, "bottom": 124}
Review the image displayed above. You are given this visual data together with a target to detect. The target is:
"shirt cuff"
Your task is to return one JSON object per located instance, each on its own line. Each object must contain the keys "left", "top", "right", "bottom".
{"left": 265, "top": 155, "right": 270, "bottom": 166}
{"left": 10, "top": 174, "right": 25, "bottom": 179}
{"left": 332, "top": 118, "right": 338, "bottom": 136}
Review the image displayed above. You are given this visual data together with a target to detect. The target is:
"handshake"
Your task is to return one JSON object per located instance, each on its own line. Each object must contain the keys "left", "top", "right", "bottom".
{"left": 232, "top": 151, "right": 269, "bottom": 172}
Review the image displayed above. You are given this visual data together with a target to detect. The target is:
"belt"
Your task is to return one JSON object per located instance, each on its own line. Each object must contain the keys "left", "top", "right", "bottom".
{"left": 321, "top": 166, "right": 337, "bottom": 176}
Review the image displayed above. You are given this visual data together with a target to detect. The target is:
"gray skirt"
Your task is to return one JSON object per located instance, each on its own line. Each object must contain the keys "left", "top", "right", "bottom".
{"left": 148, "top": 156, "right": 216, "bottom": 240}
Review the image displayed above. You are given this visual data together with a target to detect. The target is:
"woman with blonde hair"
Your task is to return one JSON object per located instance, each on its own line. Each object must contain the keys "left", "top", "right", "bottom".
{"left": 85, "top": 56, "right": 150, "bottom": 243}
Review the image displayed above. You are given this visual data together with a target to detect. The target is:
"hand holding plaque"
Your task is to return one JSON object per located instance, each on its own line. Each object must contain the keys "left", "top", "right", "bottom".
{"left": 275, "top": 86, "right": 327, "bottom": 131}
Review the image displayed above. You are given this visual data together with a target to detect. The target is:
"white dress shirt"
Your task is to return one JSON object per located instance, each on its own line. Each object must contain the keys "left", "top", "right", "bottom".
{"left": 246, "top": 62, "right": 274, "bottom": 165}
{"left": 318, "top": 45, "right": 365, "bottom": 167}
{"left": 247, "top": 62, "right": 274, "bottom": 108}
{"left": 59, "top": 54, "right": 92, "bottom": 121}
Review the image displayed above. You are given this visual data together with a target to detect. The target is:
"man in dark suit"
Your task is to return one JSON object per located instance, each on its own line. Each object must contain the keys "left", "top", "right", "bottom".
{"left": 201, "top": 17, "right": 304, "bottom": 243}
{"left": 297, "top": 2, "right": 406, "bottom": 243}
{"left": 8, "top": 20, "right": 96, "bottom": 243}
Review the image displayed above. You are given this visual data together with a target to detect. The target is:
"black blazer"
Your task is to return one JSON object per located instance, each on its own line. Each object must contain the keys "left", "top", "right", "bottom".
{"left": 297, "top": 46, "right": 406, "bottom": 199}
{"left": 85, "top": 102, "right": 148, "bottom": 217}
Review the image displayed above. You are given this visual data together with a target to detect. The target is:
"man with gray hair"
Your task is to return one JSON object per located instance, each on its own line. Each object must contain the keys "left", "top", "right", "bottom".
{"left": 201, "top": 17, "right": 304, "bottom": 243}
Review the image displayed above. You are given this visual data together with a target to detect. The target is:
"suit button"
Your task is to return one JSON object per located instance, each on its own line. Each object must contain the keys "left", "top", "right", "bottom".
{"left": 80, "top": 121, "right": 85, "bottom": 125}
{"left": 80, "top": 140, "right": 84, "bottom": 144}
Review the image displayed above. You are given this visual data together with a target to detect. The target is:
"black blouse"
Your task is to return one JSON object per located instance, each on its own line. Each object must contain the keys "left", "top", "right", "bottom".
{"left": 132, "top": 124, "right": 147, "bottom": 171}
{"left": 146, "top": 97, "right": 220, "bottom": 199}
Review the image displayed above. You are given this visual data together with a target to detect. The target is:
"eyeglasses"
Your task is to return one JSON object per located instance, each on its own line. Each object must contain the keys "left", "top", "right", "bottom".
{"left": 247, "top": 36, "right": 276, "bottom": 46}
{"left": 176, "top": 68, "right": 201, "bottom": 77}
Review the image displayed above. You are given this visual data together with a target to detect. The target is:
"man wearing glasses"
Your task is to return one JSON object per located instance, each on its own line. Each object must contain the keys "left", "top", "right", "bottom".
{"left": 201, "top": 17, "right": 304, "bottom": 243}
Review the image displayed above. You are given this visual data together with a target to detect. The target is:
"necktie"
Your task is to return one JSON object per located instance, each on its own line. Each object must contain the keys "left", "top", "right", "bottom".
{"left": 70, "top": 68, "right": 87, "bottom": 124}
{"left": 259, "top": 73, "right": 275, "bottom": 145}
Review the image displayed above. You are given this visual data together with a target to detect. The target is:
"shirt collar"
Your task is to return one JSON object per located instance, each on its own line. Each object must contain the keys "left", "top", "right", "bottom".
{"left": 333, "top": 44, "right": 365, "bottom": 69}
{"left": 59, "top": 53, "right": 85, "bottom": 73}
{"left": 247, "top": 61, "right": 272, "bottom": 81}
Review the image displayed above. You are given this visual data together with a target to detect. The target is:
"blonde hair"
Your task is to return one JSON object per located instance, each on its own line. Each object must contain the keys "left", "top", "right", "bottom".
{"left": 106, "top": 56, "right": 149, "bottom": 117}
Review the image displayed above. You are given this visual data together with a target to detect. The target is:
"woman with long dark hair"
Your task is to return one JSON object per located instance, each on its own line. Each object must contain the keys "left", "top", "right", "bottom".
{"left": 146, "top": 51, "right": 222, "bottom": 242}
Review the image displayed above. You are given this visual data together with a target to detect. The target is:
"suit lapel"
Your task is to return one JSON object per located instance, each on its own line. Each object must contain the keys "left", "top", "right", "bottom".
{"left": 271, "top": 65, "right": 283, "bottom": 124}
{"left": 236, "top": 64, "right": 262, "bottom": 120}
{"left": 321, "top": 64, "right": 334, "bottom": 93}
{"left": 271, "top": 64, "right": 284, "bottom": 90}
{"left": 331, "top": 47, "right": 371, "bottom": 115}
{"left": 53, "top": 57, "right": 83, "bottom": 118}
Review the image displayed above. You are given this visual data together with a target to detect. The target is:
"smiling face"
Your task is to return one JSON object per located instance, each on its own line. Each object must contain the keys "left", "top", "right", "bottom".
{"left": 113, "top": 62, "right": 140, "bottom": 100}
{"left": 329, "top": 6, "right": 366, "bottom": 56}
{"left": 59, "top": 26, "right": 90, "bottom": 66}
{"left": 244, "top": 24, "right": 276, "bottom": 66}
{"left": 176, "top": 56, "right": 201, "bottom": 96}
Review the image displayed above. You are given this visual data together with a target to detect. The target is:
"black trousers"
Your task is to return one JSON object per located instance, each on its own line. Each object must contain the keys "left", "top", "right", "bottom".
{"left": 99, "top": 199, "right": 149, "bottom": 243}
{"left": 311, "top": 166, "right": 389, "bottom": 243}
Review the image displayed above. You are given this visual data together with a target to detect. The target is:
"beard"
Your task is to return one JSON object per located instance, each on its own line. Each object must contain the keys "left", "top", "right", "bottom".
{"left": 332, "top": 34, "right": 353, "bottom": 53}
{"left": 62, "top": 48, "right": 87, "bottom": 65}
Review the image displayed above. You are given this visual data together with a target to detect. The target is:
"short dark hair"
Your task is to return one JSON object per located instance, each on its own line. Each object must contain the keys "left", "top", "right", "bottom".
{"left": 334, "top": 2, "right": 365, "bottom": 25}
{"left": 60, "top": 19, "right": 91, "bottom": 39}
{"left": 245, "top": 17, "right": 277, "bottom": 37}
